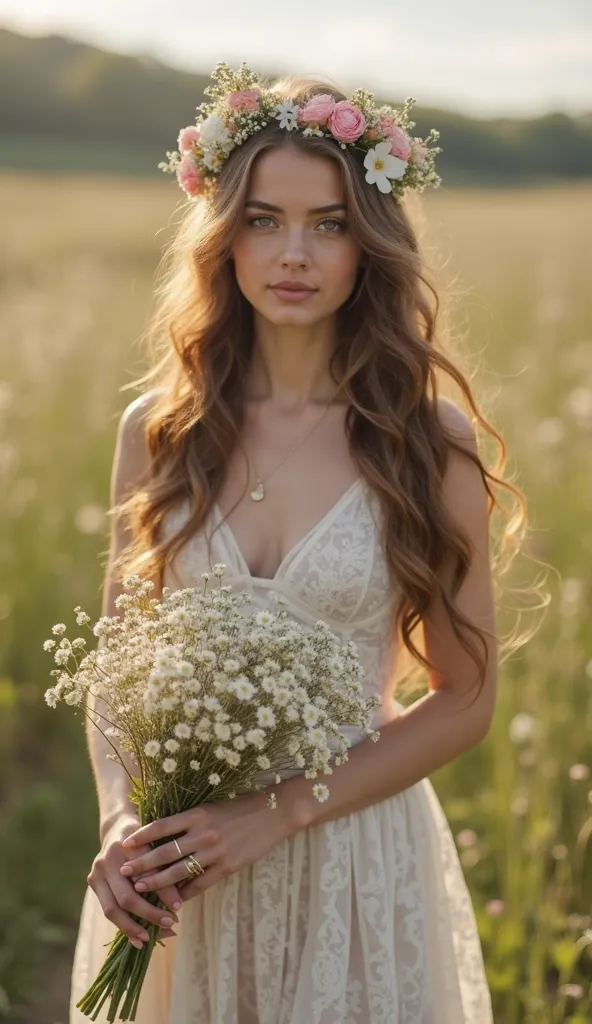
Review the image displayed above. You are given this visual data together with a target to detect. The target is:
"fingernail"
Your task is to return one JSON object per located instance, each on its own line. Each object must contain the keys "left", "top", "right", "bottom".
{"left": 130, "top": 938, "right": 143, "bottom": 949}
{"left": 120, "top": 865, "right": 133, "bottom": 875}
{"left": 122, "top": 838, "right": 135, "bottom": 848}
{"left": 139, "top": 931, "right": 150, "bottom": 942}
{"left": 135, "top": 882, "right": 147, "bottom": 891}
{"left": 160, "top": 916, "right": 174, "bottom": 927}
{"left": 172, "top": 902, "right": 182, "bottom": 911}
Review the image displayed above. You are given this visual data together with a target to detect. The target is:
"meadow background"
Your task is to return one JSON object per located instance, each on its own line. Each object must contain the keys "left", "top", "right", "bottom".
{"left": 1, "top": 25, "right": 592, "bottom": 1024}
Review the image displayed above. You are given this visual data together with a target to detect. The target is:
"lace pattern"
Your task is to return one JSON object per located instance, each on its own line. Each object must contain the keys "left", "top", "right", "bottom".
{"left": 69, "top": 482, "right": 493, "bottom": 1023}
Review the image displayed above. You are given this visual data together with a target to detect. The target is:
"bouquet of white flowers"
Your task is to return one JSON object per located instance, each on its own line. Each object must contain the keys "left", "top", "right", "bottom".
{"left": 44, "top": 566, "right": 380, "bottom": 1021}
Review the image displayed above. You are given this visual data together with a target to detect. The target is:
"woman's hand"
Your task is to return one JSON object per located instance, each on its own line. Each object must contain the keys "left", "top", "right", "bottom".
{"left": 87, "top": 814, "right": 184, "bottom": 947}
{"left": 119, "top": 794, "right": 290, "bottom": 903}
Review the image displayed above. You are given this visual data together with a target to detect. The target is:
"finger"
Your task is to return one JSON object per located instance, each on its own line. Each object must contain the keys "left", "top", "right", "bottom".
{"left": 121, "top": 813, "right": 195, "bottom": 850}
{"left": 92, "top": 876, "right": 151, "bottom": 947}
{"left": 179, "top": 864, "right": 226, "bottom": 901}
{"left": 157, "top": 885, "right": 184, "bottom": 914}
{"left": 133, "top": 848, "right": 214, "bottom": 893}
{"left": 109, "top": 873, "right": 180, "bottom": 931}
{"left": 122, "top": 830, "right": 218, "bottom": 878}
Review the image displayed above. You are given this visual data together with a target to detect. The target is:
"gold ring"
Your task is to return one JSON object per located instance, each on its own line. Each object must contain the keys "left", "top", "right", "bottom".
{"left": 183, "top": 855, "right": 205, "bottom": 879}
{"left": 172, "top": 838, "right": 183, "bottom": 859}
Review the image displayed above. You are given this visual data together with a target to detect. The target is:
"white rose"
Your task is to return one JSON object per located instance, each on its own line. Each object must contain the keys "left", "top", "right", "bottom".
{"left": 199, "top": 113, "right": 230, "bottom": 148}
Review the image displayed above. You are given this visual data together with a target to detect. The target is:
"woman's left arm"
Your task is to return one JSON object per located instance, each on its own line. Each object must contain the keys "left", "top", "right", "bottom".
{"left": 121, "top": 402, "right": 498, "bottom": 899}
{"left": 273, "top": 399, "right": 499, "bottom": 833}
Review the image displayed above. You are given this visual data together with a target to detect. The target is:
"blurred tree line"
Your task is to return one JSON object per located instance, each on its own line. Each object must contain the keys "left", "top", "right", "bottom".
{"left": 0, "top": 27, "right": 591, "bottom": 184}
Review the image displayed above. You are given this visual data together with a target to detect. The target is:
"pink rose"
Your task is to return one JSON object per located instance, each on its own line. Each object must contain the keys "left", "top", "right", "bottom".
{"left": 388, "top": 126, "right": 411, "bottom": 162}
{"left": 378, "top": 117, "right": 397, "bottom": 137}
{"left": 409, "top": 139, "right": 429, "bottom": 165}
{"left": 227, "top": 90, "right": 261, "bottom": 113}
{"left": 299, "top": 94, "right": 336, "bottom": 126}
{"left": 177, "top": 125, "right": 200, "bottom": 153}
{"left": 327, "top": 101, "right": 366, "bottom": 143}
{"left": 176, "top": 155, "right": 204, "bottom": 197}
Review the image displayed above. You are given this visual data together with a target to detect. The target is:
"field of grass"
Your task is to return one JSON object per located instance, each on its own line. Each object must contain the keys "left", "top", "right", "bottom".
{"left": 0, "top": 170, "right": 591, "bottom": 1022}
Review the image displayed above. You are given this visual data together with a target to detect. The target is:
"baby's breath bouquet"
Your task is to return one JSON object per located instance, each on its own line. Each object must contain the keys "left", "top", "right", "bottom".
{"left": 44, "top": 566, "right": 379, "bottom": 1022}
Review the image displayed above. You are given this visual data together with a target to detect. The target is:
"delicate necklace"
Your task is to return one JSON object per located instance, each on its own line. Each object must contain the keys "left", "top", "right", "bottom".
{"left": 249, "top": 397, "right": 337, "bottom": 502}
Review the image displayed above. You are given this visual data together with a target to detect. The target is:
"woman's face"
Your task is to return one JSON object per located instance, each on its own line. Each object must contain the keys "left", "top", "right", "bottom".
{"left": 231, "top": 146, "right": 363, "bottom": 326}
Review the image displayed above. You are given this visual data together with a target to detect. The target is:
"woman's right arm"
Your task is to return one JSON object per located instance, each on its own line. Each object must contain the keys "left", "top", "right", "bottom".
{"left": 85, "top": 392, "right": 182, "bottom": 947}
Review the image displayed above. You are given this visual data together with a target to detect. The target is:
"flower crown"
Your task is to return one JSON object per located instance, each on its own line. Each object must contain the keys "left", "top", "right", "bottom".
{"left": 159, "top": 62, "right": 442, "bottom": 202}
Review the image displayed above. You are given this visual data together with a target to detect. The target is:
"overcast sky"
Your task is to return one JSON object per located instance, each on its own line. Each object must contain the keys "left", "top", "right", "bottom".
{"left": 2, "top": 0, "right": 591, "bottom": 117}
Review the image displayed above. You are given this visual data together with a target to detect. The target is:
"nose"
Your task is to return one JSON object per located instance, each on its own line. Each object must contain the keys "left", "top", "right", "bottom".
{"left": 280, "top": 227, "right": 311, "bottom": 270}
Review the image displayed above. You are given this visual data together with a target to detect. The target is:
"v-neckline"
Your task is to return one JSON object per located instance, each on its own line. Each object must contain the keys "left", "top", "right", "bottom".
{"left": 213, "top": 477, "right": 363, "bottom": 584}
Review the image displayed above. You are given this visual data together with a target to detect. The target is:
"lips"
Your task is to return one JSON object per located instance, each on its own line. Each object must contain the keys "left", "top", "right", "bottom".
{"left": 270, "top": 281, "right": 316, "bottom": 291}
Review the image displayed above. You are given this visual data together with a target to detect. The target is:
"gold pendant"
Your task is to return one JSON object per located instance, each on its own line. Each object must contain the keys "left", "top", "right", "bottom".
{"left": 250, "top": 480, "right": 265, "bottom": 502}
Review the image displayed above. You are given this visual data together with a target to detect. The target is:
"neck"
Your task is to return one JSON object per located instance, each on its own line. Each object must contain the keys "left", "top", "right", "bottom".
{"left": 246, "top": 314, "right": 343, "bottom": 410}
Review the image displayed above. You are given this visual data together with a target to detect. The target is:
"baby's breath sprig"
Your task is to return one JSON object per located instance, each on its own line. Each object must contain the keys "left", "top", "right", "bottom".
{"left": 44, "top": 565, "right": 379, "bottom": 1021}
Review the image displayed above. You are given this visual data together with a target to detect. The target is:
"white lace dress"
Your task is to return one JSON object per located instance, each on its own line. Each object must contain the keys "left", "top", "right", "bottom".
{"left": 70, "top": 477, "right": 493, "bottom": 1023}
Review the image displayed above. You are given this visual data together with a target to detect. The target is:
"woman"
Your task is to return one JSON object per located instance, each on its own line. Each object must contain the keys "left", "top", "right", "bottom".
{"left": 70, "top": 63, "right": 518, "bottom": 1022}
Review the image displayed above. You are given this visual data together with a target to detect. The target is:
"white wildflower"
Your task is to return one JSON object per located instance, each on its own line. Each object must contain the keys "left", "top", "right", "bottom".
{"left": 165, "top": 738, "right": 180, "bottom": 753}
{"left": 174, "top": 722, "right": 192, "bottom": 740}
{"left": 302, "top": 704, "right": 320, "bottom": 727}
{"left": 144, "top": 740, "right": 161, "bottom": 757}
{"left": 204, "top": 695, "right": 222, "bottom": 712}
{"left": 313, "top": 783, "right": 330, "bottom": 803}
{"left": 273, "top": 688, "right": 291, "bottom": 707}
{"left": 209, "top": 772, "right": 221, "bottom": 786}
{"left": 213, "top": 563, "right": 226, "bottom": 577}
{"left": 214, "top": 721, "right": 231, "bottom": 741}
{"left": 246, "top": 728, "right": 266, "bottom": 748}
{"left": 199, "top": 113, "right": 230, "bottom": 148}
{"left": 223, "top": 659, "right": 241, "bottom": 674}
{"left": 509, "top": 713, "right": 542, "bottom": 744}
{"left": 267, "top": 792, "right": 277, "bottom": 809}
{"left": 257, "top": 706, "right": 276, "bottom": 729}
{"left": 233, "top": 735, "right": 247, "bottom": 751}
{"left": 255, "top": 610, "right": 275, "bottom": 627}
{"left": 232, "top": 677, "right": 256, "bottom": 701}
{"left": 286, "top": 704, "right": 300, "bottom": 722}
{"left": 162, "top": 758, "right": 177, "bottom": 773}
{"left": 43, "top": 639, "right": 56, "bottom": 651}
{"left": 190, "top": 759, "right": 201, "bottom": 770}
{"left": 226, "top": 750, "right": 241, "bottom": 767}
{"left": 76, "top": 611, "right": 91, "bottom": 626}
{"left": 52, "top": 623, "right": 67, "bottom": 635}
{"left": 276, "top": 99, "right": 300, "bottom": 130}
{"left": 161, "top": 696, "right": 178, "bottom": 711}
{"left": 257, "top": 755, "right": 271, "bottom": 770}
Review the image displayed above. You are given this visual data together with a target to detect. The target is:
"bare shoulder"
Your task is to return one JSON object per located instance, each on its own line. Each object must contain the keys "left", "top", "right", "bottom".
{"left": 111, "top": 388, "right": 164, "bottom": 504}
{"left": 433, "top": 395, "right": 478, "bottom": 457}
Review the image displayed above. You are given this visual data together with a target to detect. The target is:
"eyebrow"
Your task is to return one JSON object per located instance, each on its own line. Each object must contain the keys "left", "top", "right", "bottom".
{"left": 244, "top": 199, "right": 347, "bottom": 215}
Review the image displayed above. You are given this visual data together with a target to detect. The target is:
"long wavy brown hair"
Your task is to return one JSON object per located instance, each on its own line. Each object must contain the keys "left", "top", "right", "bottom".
{"left": 112, "top": 71, "right": 548, "bottom": 705}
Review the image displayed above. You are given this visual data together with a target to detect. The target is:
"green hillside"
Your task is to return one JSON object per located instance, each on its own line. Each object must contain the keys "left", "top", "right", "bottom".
{"left": 0, "top": 27, "right": 591, "bottom": 184}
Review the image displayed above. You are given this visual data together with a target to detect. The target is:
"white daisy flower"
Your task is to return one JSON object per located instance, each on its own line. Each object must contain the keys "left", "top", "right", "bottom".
{"left": 257, "top": 706, "right": 276, "bottom": 729}
{"left": 257, "top": 755, "right": 271, "bottom": 770}
{"left": 204, "top": 696, "right": 222, "bottom": 712}
{"left": 144, "top": 740, "right": 160, "bottom": 757}
{"left": 214, "top": 722, "right": 231, "bottom": 741}
{"left": 232, "top": 678, "right": 256, "bottom": 701}
{"left": 255, "top": 610, "right": 275, "bottom": 626}
{"left": 223, "top": 658, "right": 241, "bottom": 674}
{"left": 246, "top": 728, "right": 266, "bottom": 748}
{"left": 275, "top": 99, "right": 300, "bottom": 130}
{"left": 190, "top": 759, "right": 201, "bottom": 770}
{"left": 174, "top": 722, "right": 192, "bottom": 739}
{"left": 313, "top": 783, "right": 330, "bottom": 803}
{"left": 209, "top": 772, "right": 221, "bottom": 786}
{"left": 233, "top": 735, "right": 247, "bottom": 751}
{"left": 363, "top": 142, "right": 407, "bottom": 194}
{"left": 164, "top": 738, "right": 180, "bottom": 753}
{"left": 302, "top": 704, "right": 320, "bottom": 727}
{"left": 162, "top": 758, "right": 177, "bottom": 773}
{"left": 273, "top": 688, "right": 291, "bottom": 707}
{"left": 286, "top": 704, "right": 300, "bottom": 722}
